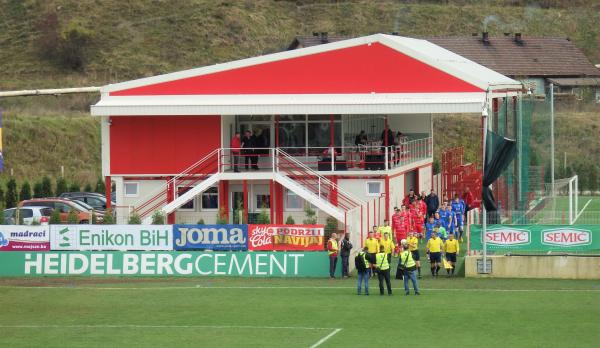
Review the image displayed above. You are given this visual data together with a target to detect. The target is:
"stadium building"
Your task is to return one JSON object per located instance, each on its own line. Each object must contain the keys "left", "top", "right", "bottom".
{"left": 91, "top": 34, "right": 523, "bottom": 246}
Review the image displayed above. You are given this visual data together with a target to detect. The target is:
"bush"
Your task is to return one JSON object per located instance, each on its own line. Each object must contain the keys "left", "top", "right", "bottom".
{"left": 55, "top": 177, "right": 68, "bottom": 196}
{"left": 128, "top": 212, "right": 142, "bottom": 224}
{"left": 95, "top": 177, "right": 106, "bottom": 194}
{"left": 302, "top": 203, "right": 317, "bottom": 224}
{"left": 216, "top": 207, "right": 228, "bottom": 224}
{"left": 33, "top": 181, "right": 44, "bottom": 198}
{"left": 256, "top": 208, "right": 270, "bottom": 224}
{"left": 67, "top": 209, "right": 79, "bottom": 224}
{"left": 5, "top": 178, "right": 18, "bottom": 209}
{"left": 197, "top": 218, "right": 205, "bottom": 225}
{"left": 0, "top": 207, "right": 4, "bottom": 225}
{"left": 84, "top": 183, "right": 93, "bottom": 192}
{"left": 49, "top": 209, "right": 61, "bottom": 224}
{"left": 91, "top": 211, "right": 98, "bottom": 224}
{"left": 324, "top": 217, "right": 338, "bottom": 239}
{"left": 31, "top": 219, "right": 41, "bottom": 226}
{"left": 19, "top": 181, "right": 32, "bottom": 201}
{"left": 285, "top": 216, "right": 296, "bottom": 225}
{"left": 69, "top": 182, "right": 81, "bottom": 192}
{"left": 151, "top": 210, "right": 166, "bottom": 224}
{"left": 103, "top": 209, "right": 115, "bottom": 225}
{"left": 0, "top": 184, "right": 5, "bottom": 205}
{"left": 41, "top": 176, "right": 53, "bottom": 197}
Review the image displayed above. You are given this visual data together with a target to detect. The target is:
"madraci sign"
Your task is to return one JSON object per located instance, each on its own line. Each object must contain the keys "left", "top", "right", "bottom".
{"left": 247, "top": 225, "right": 325, "bottom": 251}
{"left": 0, "top": 226, "right": 50, "bottom": 251}
{"left": 470, "top": 225, "right": 599, "bottom": 251}
{"left": 173, "top": 225, "right": 247, "bottom": 250}
{"left": 0, "top": 251, "right": 332, "bottom": 277}
{"left": 50, "top": 225, "right": 172, "bottom": 251}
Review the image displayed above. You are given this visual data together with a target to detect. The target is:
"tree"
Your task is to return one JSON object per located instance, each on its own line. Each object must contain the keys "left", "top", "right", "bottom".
{"left": 151, "top": 210, "right": 166, "bottom": 224}
{"left": 128, "top": 212, "right": 142, "bottom": 224}
{"left": 95, "top": 177, "right": 105, "bottom": 194}
{"left": 0, "top": 207, "right": 5, "bottom": 225}
{"left": 91, "top": 211, "right": 98, "bottom": 224}
{"left": 589, "top": 164, "right": 599, "bottom": 195}
{"left": 324, "top": 216, "right": 338, "bottom": 239}
{"left": 33, "top": 181, "right": 44, "bottom": 198}
{"left": 302, "top": 203, "right": 317, "bottom": 224}
{"left": 285, "top": 216, "right": 296, "bottom": 225}
{"left": 84, "top": 183, "right": 93, "bottom": 192}
{"left": 19, "top": 181, "right": 32, "bottom": 201}
{"left": 256, "top": 208, "right": 270, "bottom": 224}
{"left": 49, "top": 209, "right": 62, "bottom": 224}
{"left": 0, "top": 184, "right": 5, "bottom": 206}
{"left": 67, "top": 209, "right": 79, "bottom": 224}
{"left": 41, "top": 176, "right": 53, "bottom": 197}
{"left": 55, "top": 177, "right": 68, "bottom": 196}
{"left": 216, "top": 207, "right": 228, "bottom": 224}
{"left": 5, "top": 178, "right": 18, "bottom": 209}
{"left": 69, "top": 182, "right": 81, "bottom": 192}
{"left": 103, "top": 209, "right": 115, "bottom": 225}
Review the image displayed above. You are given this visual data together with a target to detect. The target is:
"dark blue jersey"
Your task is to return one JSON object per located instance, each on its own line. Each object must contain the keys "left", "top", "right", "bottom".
{"left": 451, "top": 199, "right": 465, "bottom": 216}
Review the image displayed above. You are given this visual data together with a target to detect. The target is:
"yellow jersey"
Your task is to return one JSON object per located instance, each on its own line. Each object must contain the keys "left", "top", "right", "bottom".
{"left": 378, "top": 225, "right": 392, "bottom": 236}
{"left": 365, "top": 238, "right": 380, "bottom": 253}
{"left": 444, "top": 239, "right": 460, "bottom": 254}
{"left": 408, "top": 236, "right": 419, "bottom": 251}
{"left": 426, "top": 237, "right": 443, "bottom": 253}
{"left": 380, "top": 238, "right": 395, "bottom": 254}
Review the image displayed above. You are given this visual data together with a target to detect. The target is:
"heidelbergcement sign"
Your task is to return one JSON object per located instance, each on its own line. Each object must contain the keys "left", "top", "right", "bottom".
{"left": 0, "top": 251, "right": 331, "bottom": 277}
{"left": 0, "top": 226, "right": 50, "bottom": 251}
{"left": 470, "top": 225, "right": 598, "bottom": 251}
{"left": 173, "top": 225, "right": 247, "bottom": 251}
{"left": 50, "top": 225, "right": 172, "bottom": 251}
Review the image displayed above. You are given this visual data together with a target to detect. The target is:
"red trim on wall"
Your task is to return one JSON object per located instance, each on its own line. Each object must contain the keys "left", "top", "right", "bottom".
{"left": 105, "top": 176, "right": 112, "bottom": 210}
{"left": 110, "top": 116, "right": 220, "bottom": 175}
{"left": 110, "top": 43, "right": 482, "bottom": 96}
{"left": 166, "top": 177, "right": 175, "bottom": 224}
{"left": 269, "top": 180, "right": 274, "bottom": 223}
{"left": 219, "top": 181, "right": 229, "bottom": 221}
{"left": 275, "top": 182, "right": 284, "bottom": 224}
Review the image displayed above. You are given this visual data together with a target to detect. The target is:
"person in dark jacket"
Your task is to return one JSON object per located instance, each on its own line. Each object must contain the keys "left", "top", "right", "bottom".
{"left": 241, "top": 130, "right": 256, "bottom": 170}
{"left": 340, "top": 234, "right": 353, "bottom": 277}
{"left": 425, "top": 190, "right": 440, "bottom": 218}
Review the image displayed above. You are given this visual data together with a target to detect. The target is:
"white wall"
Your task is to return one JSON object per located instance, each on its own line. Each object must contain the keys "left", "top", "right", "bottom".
{"left": 221, "top": 115, "right": 235, "bottom": 148}
{"left": 388, "top": 174, "right": 404, "bottom": 211}
{"left": 419, "top": 165, "right": 432, "bottom": 194}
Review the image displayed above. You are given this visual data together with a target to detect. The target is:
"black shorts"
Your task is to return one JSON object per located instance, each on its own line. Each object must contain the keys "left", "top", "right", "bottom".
{"left": 446, "top": 252, "right": 457, "bottom": 263}
{"left": 368, "top": 253, "right": 377, "bottom": 264}
{"left": 411, "top": 250, "right": 420, "bottom": 261}
{"left": 429, "top": 252, "right": 441, "bottom": 263}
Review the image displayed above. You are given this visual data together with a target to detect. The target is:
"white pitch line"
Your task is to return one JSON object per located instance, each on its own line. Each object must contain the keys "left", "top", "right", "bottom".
{"left": 0, "top": 324, "right": 334, "bottom": 331}
{"left": 573, "top": 198, "right": 593, "bottom": 224}
{"left": 309, "top": 328, "right": 342, "bottom": 348}
{"left": 1, "top": 285, "right": 599, "bottom": 292}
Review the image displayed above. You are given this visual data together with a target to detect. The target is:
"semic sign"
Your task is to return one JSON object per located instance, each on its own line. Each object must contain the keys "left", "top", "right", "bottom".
{"left": 542, "top": 228, "right": 591, "bottom": 247}
{"left": 248, "top": 225, "right": 325, "bottom": 251}
{"left": 484, "top": 228, "right": 530, "bottom": 246}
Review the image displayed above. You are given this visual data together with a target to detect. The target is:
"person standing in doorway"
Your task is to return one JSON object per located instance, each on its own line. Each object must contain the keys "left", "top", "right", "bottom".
{"left": 375, "top": 245, "right": 392, "bottom": 295}
{"left": 425, "top": 190, "right": 440, "bottom": 218}
{"left": 327, "top": 233, "right": 338, "bottom": 278}
{"left": 241, "top": 130, "right": 254, "bottom": 171}
{"left": 340, "top": 233, "right": 353, "bottom": 278}
{"left": 230, "top": 132, "right": 241, "bottom": 172}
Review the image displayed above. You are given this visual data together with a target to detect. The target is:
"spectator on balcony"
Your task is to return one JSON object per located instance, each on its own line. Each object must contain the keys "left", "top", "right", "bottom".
{"left": 241, "top": 130, "right": 256, "bottom": 170}
{"left": 355, "top": 130, "right": 367, "bottom": 147}
{"left": 425, "top": 190, "right": 440, "bottom": 217}
{"left": 230, "top": 132, "right": 241, "bottom": 173}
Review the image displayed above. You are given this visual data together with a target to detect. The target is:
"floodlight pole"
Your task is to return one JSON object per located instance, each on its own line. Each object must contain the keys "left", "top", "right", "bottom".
{"left": 550, "top": 83, "right": 555, "bottom": 197}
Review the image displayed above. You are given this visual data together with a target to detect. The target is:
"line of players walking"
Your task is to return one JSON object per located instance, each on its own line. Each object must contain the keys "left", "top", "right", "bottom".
{"left": 327, "top": 189, "right": 468, "bottom": 296}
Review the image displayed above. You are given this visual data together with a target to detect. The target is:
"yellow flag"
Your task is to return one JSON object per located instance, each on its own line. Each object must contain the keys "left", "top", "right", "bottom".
{"left": 443, "top": 257, "right": 453, "bottom": 269}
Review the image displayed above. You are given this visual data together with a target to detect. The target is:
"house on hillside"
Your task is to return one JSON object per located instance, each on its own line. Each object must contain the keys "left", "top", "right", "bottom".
{"left": 290, "top": 32, "right": 600, "bottom": 102}
{"left": 91, "top": 34, "right": 523, "bottom": 248}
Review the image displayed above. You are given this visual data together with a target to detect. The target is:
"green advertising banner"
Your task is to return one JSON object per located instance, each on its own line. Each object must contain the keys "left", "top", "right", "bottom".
{"left": 470, "top": 225, "right": 600, "bottom": 251}
{"left": 0, "top": 251, "right": 335, "bottom": 277}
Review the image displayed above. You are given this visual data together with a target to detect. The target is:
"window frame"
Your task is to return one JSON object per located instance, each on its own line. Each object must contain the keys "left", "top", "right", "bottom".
{"left": 124, "top": 182, "right": 139, "bottom": 198}
{"left": 284, "top": 189, "right": 305, "bottom": 211}
{"left": 200, "top": 186, "right": 219, "bottom": 211}
{"left": 366, "top": 181, "right": 383, "bottom": 197}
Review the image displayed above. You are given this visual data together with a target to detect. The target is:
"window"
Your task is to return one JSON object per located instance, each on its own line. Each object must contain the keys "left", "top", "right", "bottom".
{"left": 85, "top": 197, "right": 105, "bottom": 210}
{"left": 20, "top": 209, "right": 33, "bottom": 218}
{"left": 278, "top": 123, "right": 306, "bottom": 154}
{"left": 124, "top": 182, "right": 139, "bottom": 197}
{"left": 307, "top": 122, "right": 342, "bottom": 148}
{"left": 366, "top": 181, "right": 382, "bottom": 196}
{"left": 256, "top": 194, "right": 270, "bottom": 209}
{"left": 285, "top": 190, "right": 304, "bottom": 210}
{"left": 55, "top": 203, "right": 72, "bottom": 213}
{"left": 41, "top": 208, "right": 54, "bottom": 217}
{"left": 201, "top": 187, "right": 219, "bottom": 210}
{"left": 177, "top": 187, "right": 195, "bottom": 210}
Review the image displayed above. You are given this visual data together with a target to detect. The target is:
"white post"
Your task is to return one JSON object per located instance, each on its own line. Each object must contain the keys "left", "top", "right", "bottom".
{"left": 569, "top": 179, "right": 573, "bottom": 224}
{"left": 330, "top": 147, "right": 335, "bottom": 171}
{"left": 217, "top": 148, "right": 221, "bottom": 173}
{"left": 318, "top": 178, "right": 321, "bottom": 198}
{"left": 384, "top": 146, "right": 388, "bottom": 170}
{"left": 482, "top": 96, "right": 490, "bottom": 273}
{"left": 550, "top": 83, "right": 555, "bottom": 197}
{"left": 272, "top": 148, "right": 276, "bottom": 173}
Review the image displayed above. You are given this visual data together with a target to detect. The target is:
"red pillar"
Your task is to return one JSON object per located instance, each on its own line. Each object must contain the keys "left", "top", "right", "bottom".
{"left": 104, "top": 176, "right": 112, "bottom": 210}
{"left": 243, "top": 180, "right": 248, "bottom": 224}
{"left": 269, "top": 180, "right": 274, "bottom": 224}
{"left": 166, "top": 177, "right": 175, "bottom": 224}
{"left": 330, "top": 176, "right": 338, "bottom": 206}
{"left": 275, "top": 182, "right": 284, "bottom": 224}
{"left": 219, "top": 181, "right": 229, "bottom": 222}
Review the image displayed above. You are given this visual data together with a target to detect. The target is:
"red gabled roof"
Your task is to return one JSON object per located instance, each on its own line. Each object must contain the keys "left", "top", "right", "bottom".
{"left": 110, "top": 43, "right": 482, "bottom": 96}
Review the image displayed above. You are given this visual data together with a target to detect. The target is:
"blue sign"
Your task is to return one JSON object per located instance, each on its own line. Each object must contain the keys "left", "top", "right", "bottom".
{"left": 173, "top": 225, "right": 248, "bottom": 251}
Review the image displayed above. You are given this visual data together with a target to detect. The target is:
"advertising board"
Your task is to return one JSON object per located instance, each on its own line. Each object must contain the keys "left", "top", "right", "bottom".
{"left": 0, "top": 251, "right": 331, "bottom": 277}
{"left": 173, "top": 225, "right": 247, "bottom": 250}
{"left": 50, "top": 225, "right": 172, "bottom": 251}
{"left": 0, "top": 226, "right": 50, "bottom": 251}
{"left": 247, "top": 224, "right": 324, "bottom": 251}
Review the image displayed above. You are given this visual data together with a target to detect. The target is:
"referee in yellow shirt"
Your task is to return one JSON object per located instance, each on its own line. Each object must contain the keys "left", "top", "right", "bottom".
{"left": 426, "top": 231, "right": 443, "bottom": 277}
{"left": 443, "top": 233, "right": 460, "bottom": 276}
{"left": 364, "top": 231, "right": 379, "bottom": 276}
{"left": 379, "top": 232, "right": 395, "bottom": 265}
{"left": 407, "top": 232, "right": 422, "bottom": 279}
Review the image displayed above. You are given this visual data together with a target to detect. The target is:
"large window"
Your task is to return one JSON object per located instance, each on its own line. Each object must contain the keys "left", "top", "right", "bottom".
{"left": 256, "top": 194, "right": 271, "bottom": 209}
{"left": 278, "top": 123, "right": 306, "bottom": 153}
{"left": 177, "top": 186, "right": 195, "bottom": 210}
{"left": 201, "top": 187, "right": 219, "bottom": 210}
{"left": 285, "top": 190, "right": 304, "bottom": 210}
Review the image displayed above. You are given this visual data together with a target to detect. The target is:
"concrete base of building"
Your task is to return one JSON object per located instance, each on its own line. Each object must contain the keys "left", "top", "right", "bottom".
{"left": 465, "top": 255, "right": 600, "bottom": 280}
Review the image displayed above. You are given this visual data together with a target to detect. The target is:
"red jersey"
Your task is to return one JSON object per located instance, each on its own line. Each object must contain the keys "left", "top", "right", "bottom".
{"left": 418, "top": 200, "right": 427, "bottom": 216}
{"left": 230, "top": 136, "right": 241, "bottom": 153}
{"left": 391, "top": 213, "right": 403, "bottom": 233}
{"left": 463, "top": 191, "right": 474, "bottom": 207}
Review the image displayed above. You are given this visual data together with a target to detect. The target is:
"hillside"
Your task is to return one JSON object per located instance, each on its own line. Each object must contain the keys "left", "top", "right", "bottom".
{"left": 0, "top": 0, "right": 599, "bottom": 189}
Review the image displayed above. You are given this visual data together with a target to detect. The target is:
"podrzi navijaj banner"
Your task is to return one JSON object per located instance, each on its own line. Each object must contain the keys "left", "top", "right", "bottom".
{"left": 248, "top": 224, "right": 324, "bottom": 251}
{"left": 0, "top": 251, "right": 331, "bottom": 277}
{"left": 173, "top": 225, "right": 247, "bottom": 250}
{"left": 50, "top": 225, "right": 172, "bottom": 251}
{"left": 470, "top": 225, "right": 599, "bottom": 251}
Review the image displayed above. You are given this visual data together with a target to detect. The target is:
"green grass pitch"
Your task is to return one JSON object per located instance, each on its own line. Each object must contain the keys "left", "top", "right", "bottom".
{"left": 1, "top": 275, "right": 599, "bottom": 348}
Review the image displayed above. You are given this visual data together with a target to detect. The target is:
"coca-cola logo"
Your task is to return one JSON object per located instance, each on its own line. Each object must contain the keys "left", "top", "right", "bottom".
{"left": 249, "top": 226, "right": 274, "bottom": 248}
{"left": 484, "top": 228, "right": 530, "bottom": 246}
{"left": 542, "top": 228, "right": 591, "bottom": 247}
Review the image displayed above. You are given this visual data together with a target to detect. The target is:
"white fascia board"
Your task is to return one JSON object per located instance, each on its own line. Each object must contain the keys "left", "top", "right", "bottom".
{"left": 91, "top": 92, "right": 486, "bottom": 116}
{"left": 378, "top": 34, "right": 522, "bottom": 92}
{"left": 101, "top": 35, "right": 382, "bottom": 94}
